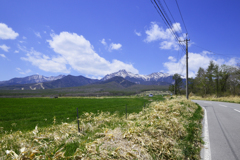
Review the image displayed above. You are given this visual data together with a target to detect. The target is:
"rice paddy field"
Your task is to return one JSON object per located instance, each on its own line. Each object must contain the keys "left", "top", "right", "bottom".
{"left": 0, "top": 96, "right": 203, "bottom": 159}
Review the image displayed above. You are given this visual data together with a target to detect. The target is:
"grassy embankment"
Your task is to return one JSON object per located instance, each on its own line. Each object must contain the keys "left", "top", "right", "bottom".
{"left": 0, "top": 96, "right": 203, "bottom": 159}
{"left": 190, "top": 95, "right": 240, "bottom": 104}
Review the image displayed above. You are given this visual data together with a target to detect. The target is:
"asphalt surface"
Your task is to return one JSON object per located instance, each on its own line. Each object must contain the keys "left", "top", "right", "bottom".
{"left": 192, "top": 100, "right": 240, "bottom": 160}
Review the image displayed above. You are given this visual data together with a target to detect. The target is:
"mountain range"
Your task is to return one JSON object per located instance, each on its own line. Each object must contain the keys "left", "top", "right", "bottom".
{"left": 0, "top": 70, "right": 175, "bottom": 90}
{"left": 0, "top": 75, "right": 65, "bottom": 87}
{"left": 102, "top": 70, "right": 174, "bottom": 85}
{"left": 98, "top": 76, "right": 136, "bottom": 88}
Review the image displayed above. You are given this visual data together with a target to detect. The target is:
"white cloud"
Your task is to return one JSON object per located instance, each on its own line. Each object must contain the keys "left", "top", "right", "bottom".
{"left": 14, "top": 50, "right": 19, "bottom": 53}
{"left": 0, "top": 54, "right": 6, "bottom": 58}
{"left": 225, "top": 58, "right": 238, "bottom": 66}
{"left": 0, "top": 44, "right": 10, "bottom": 52}
{"left": 21, "top": 48, "right": 70, "bottom": 73}
{"left": 163, "top": 52, "right": 239, "bottom": 78}
{"left": 145, "top": 22, "right": 184, "bottom": 50}
{"left": 0, "top": 23, "right": 19, "bottom": 39}
{"left": 168, "top": 56, "right": 176, "bottom": 62}
{"left": 109, "top": 43, "right": 122, "bottom": 51}
{"left": 134, "top": 30, "right": 141, "bottom": 36}
{"left": 46, "top": 32, "right": 136, "bottom": 76}
{"left": 160, "top": 41, "right": 179, "bottom": 50}
{"left": 22, "top": 36, "right": 27, "bottom": 39}
{"left": 21, "top": 32, "right": 137, "bottom": 76}
{"left": 145, "top": 22, "right": 169, "bottom": 42}
{"left": 16, "top": 68, "right": 32, "bottom": 74}
{"left": 172, "top": 23, "right": 182, "bottom": 33}
{"left": 101, "top": 38, "right": 107, "bottom": 46}
{"left": 34, "top": 32, "right": 41, "bottom": 38}
{"left": 101, "top": 38, "right": 122, "bottom": 52}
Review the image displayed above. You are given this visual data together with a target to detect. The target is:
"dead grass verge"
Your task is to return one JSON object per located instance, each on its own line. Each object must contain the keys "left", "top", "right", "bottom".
{"left": 190, "top": 95, "right": 240, "bottom": 104}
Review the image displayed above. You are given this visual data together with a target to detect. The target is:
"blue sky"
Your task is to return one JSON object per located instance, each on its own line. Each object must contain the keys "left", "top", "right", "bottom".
{"left": 0, "top": 0, "right": 240, "bottom": 81}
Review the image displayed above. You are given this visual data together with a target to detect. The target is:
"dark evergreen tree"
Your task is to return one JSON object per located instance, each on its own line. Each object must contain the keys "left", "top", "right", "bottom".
{"left": 206, "top": 61, "right": 215, "bottom": 94}
{"left": 173, "top": 73, "right": 183, "bottom": 95}
{"left": 195, "top": 67, "right": 207, "bottom": 97}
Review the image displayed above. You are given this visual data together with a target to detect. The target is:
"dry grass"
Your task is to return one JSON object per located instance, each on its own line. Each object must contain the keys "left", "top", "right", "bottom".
{"left": 136, "top": 90, "right": 171, "bottom": 96}
{"left": 190, "top": 95, "right": 240, "bottom": 104}
{"left": 59, "top": 96, "right": 136, "bottom": 99}
{"left": 0, "top": 98, "right": 203, "bottom": 159}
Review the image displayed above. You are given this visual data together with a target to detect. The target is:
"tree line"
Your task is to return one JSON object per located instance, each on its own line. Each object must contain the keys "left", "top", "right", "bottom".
{"left": 169, "top": 61, "right": 240, "bottom": 97}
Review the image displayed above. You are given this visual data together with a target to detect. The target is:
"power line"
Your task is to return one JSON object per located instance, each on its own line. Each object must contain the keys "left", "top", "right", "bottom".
{"left": 180, "top": 61, "right": 186, "bottom": 76}
{"left": 178, "top": 46, "right": 186, "bottom": 76}
{"left": 152, "top": 0, "right": 177, "bottom": 37}
{"left": 162, "top": 0, "right": 182, "bottom": 34}
{"left": 157, "top": 0, "right": 176, "bottom": 34}
{"left": 177, "top": 43, "right": 184, "bottom": 69}
{"left": 192, "top": 44, "right": 239, "bottom": 58}
{"left": 175, "top": 0, "right": 188, "bottom": 34}
{"left": 151, "top": 0, "right": 184, "bottom": 52}
{"left": 150, "top": 0, "right": 189, "bottom": 52}
{"left": 163, "top": 0, "right": 176, "bottom": 23}
{"left": 151, "top": 0, "right": 185, "bottom": 50}
{"left": 157, "top": 0, "right": 183, "bottom": 40}
{"left": 151, "top": 0, "right": 190, "bottom": 95}
{"left": 150, "top": 0, "right": 169, "bottom": 31}
{"left": 151, "top": 0, "right": 186, "bottom": 51}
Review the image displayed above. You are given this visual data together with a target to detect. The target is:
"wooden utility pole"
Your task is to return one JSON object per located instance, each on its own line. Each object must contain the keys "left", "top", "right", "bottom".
{"left": 174, "top": 79, "right": 176, "bottom": 95}
{"left": 180, "top": 36, "right": 190, "bottom": 99}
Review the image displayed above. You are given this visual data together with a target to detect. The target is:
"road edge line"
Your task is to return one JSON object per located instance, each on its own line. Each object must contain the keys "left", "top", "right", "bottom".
{"left": 202, "top": 107, "right": 211, "bottom": 160}
{"left": 234, "top": 109, "right": 240, "bottom": 113}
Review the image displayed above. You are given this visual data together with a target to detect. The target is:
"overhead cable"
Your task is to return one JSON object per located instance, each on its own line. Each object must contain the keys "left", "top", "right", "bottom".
{"left": 192, "top": 44, "right": 239, "bottom": 58}
{"left": 151, "top": 0, "right": 185, "bottom": 51}
{"left": 175, "top": 0, "right": 188, "bottom": 34}
{"left": 163, "top": 0, "right": 182, "bottom": 34}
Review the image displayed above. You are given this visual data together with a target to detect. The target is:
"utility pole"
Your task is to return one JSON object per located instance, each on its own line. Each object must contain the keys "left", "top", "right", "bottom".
{"left": 179, "top": 35, "right": 190, "bottom": 99}
{"left": 174, "top": 79, "right": 176, "bottom": 95}
{"left": 217, "top": 75, "right": 218, "bottom": 98}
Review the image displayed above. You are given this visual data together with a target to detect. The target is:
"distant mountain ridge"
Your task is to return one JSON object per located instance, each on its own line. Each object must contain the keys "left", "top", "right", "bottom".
{"left": 101, "top": 69, "right": 174, "bottom": 85}
{"left": 98, "top": 76, "right": 136, "bottom": 88}
{"left": 0, "top": 70, "right": 175, "bottom": 90}
{"left": 0, "top": 75, "right": 65, "bottom": 87}
{"left": 0, "top": 76, "right": 134, "bottom": 90}
{"left": 43, "top": 75, "right": 100, "bottom": 89}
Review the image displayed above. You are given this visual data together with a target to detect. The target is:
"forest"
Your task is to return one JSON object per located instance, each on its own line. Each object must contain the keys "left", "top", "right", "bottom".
{"left": 169, "top": 61, "right": 240, "bottom": 97}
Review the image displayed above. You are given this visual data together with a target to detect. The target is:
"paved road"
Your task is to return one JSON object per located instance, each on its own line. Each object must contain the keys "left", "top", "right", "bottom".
{"left": 192, "top": 100, "right": 240, "bottom": 160}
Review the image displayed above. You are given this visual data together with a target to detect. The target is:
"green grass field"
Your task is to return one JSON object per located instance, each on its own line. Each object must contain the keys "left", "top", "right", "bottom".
{"left": 0, "top": 96, "right": 164, "bottom": 134}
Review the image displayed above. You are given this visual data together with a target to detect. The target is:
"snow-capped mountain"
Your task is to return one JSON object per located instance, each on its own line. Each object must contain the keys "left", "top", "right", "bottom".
{"left": 0, "top": 70, "right": 176, "bottom": 89}
{"left": 147, "top": 72, "right": 170, "bottom": 80}
{"left": 102, "top": 70, "right": 148, "bottom": 81}
{"left": 102, "top": 70, "right": 174, "bottom": 85}
{"left": 0, "top": 75, "right": 65, "bottom": 86}
{"left": 21, "top": 74, "right": 66, "bottom": 83}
